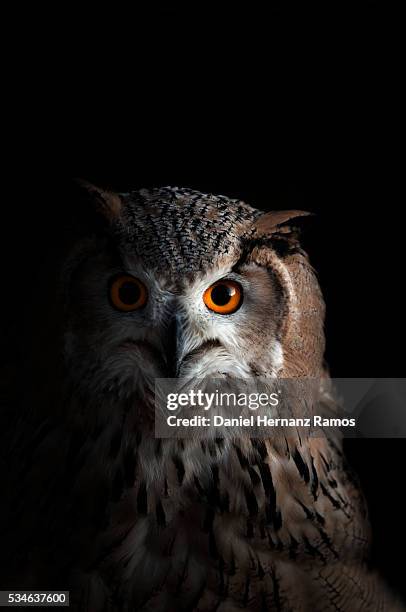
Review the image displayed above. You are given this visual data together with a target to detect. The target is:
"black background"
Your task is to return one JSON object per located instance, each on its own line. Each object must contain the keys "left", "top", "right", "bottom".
{"left": 2, "top": 3, "right": 405, "bottom": 601}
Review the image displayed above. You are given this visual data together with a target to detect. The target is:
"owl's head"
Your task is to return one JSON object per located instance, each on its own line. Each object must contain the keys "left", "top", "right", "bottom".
{"left": 63, "top": 184, "right": 325, "bottom": 409}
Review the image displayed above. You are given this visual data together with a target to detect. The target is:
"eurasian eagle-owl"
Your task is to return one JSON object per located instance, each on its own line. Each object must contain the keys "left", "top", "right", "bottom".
{"left": 0, "top": 184, "right": 402, "bottom": 611}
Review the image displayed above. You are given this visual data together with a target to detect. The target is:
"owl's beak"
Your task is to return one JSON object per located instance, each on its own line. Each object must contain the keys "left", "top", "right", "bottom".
{"left": 164, "top": 316, "right": 180, "bottom": 377}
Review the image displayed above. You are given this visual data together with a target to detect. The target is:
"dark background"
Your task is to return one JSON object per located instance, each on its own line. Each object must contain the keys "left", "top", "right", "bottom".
{"left": 2, "top": 2, "right": 405, "bottom": 602}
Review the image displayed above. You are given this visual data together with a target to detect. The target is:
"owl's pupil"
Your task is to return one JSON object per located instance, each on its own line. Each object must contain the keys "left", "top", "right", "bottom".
{"left": 119, "top": 282, "right": 140, "bottom": 305}
{"left": 211, "top": 284, "right": 234, "bottom": 306}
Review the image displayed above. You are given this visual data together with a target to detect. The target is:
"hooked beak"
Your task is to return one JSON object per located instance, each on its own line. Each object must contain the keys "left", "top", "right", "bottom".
{"left": 164, "top": 316, "right": 181, "bottom": 377}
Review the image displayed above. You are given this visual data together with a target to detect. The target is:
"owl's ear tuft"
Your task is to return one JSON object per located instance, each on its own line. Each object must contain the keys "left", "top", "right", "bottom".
{"left": 75, "top": 179, "right": 122, "bottom": 222}
{"left": 252, "top": 210, "right": 312, "bottom": 237}
{"left": 250, "top": 210, "right": 314, "bottom": 255}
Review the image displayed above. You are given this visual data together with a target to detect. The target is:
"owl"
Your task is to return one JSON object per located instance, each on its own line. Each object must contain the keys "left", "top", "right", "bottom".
{"left": 0, "top": 183, "right": 402, "bottom": 611}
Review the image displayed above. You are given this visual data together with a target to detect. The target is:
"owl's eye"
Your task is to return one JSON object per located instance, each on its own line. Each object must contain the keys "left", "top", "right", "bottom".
{"left": 203, "top": 280, "right": 243, "bottom": 314}
{"left": 110, "top": 275, "right": 148, "bottom": 311}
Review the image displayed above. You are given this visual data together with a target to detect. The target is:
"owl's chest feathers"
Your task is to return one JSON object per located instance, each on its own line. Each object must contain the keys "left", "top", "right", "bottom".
{"left": 83, "top": 434, "right": 368, "bottom": 606}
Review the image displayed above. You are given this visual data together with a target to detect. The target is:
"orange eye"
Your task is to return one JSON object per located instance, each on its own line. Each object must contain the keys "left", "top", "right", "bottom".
{"left": 203, "top": 280, "right": 243, "bottom": 314}
{"left": 110, "top": 275, "right": 148, "bottom": 312}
